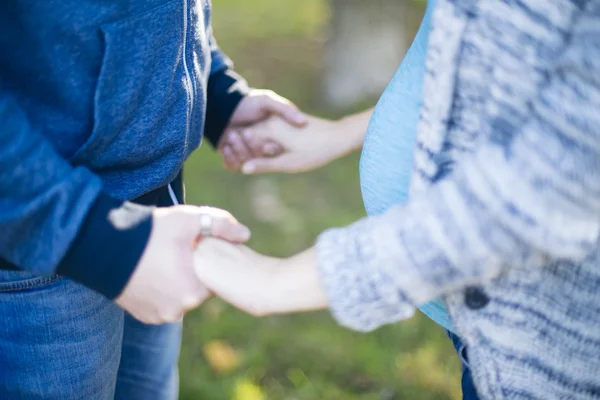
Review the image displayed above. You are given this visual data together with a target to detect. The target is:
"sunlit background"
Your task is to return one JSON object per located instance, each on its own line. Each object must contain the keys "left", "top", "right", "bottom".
{"left": 181, "top": 0, "right": 460, "bottom": 398}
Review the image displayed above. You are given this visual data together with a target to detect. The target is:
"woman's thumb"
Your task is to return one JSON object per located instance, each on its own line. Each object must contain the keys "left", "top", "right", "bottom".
{"left": 241, "top": 155, "right": 294, "bottom": 174}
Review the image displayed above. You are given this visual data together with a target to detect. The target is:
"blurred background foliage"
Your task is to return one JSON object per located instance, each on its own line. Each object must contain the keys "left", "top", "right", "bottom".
{"left": 181, "top": 0, "right": 460, "bottom": 399}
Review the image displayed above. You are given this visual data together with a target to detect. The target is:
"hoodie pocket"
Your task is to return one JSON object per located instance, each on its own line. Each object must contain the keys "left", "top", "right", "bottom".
{"left": 71, "top": 0, "right": 196, "bottom": 173}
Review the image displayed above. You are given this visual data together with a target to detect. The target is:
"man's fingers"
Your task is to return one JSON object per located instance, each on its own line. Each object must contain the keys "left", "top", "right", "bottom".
{"left": 181, "top": 285, "right": 212, "bottom": 310}
{"left": 183, "top": 205, "right": 251, "bottom": 242}
{"left": 209, "top": 215, "right": 251, "bottom": 243}
{"left": 178, "top": 206, "right": 246, "bottom": 243}
{"left": 241, "top": 155, "right": 295, "bottom": 175}
{"left": 262, "top": 96, "right": 307, "bottom": 127}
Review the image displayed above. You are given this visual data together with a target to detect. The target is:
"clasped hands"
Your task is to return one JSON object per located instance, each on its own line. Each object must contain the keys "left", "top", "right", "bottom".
{"left": 117, "top": 90, "right": 365, "bottom": 325}
{"left": 117, "top": 205, "right": 328, "bottom": 326}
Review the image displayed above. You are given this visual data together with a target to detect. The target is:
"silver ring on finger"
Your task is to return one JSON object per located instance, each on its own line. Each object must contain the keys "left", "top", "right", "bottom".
{"left": 199, "top": 213, "right": 214, "bottom": 237}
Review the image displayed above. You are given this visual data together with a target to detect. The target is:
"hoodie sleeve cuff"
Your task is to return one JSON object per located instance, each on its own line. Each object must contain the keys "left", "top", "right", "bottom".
{"left": 203, "top": 68, "right": 249, "bottom": 147}
{"left": 56, "top": 192, "right": 153, "bottom": 299}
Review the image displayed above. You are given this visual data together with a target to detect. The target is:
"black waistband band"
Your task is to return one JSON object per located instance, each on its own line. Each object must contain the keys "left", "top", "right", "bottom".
{"left": 132, "top": 171, "right": 183, "bottom": 207}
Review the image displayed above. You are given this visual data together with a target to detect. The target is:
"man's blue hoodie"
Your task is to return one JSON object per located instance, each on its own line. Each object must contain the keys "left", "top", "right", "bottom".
{"left": 0, "top": 0, "right": 248, "bottom": 298}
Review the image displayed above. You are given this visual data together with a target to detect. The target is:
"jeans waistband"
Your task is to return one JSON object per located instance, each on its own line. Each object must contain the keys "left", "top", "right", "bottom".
{"left": 446, "top": 330, "right": 472, "bottom": 370}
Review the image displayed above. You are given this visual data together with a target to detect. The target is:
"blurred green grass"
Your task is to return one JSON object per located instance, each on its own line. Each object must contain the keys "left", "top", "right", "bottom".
{"left": 180, "top": 1, "right": 460, "bottom": 399}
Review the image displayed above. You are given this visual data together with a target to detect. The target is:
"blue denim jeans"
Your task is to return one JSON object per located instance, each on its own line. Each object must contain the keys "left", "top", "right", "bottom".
{"left": 447, "top": 331, "right": 481, "bottom": 400}
{"left": 0, "top": 270, "right": 181, "bottom": 400}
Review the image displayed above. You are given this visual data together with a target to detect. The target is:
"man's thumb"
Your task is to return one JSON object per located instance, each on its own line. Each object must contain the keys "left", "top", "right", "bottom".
{"left": 263, "top": 97, "right": 308, "bottom": 127}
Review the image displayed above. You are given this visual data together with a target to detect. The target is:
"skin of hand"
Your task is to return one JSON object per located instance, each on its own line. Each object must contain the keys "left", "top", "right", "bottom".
{"left": 238, "top": 108, "right": 374, "bottom": 174}
{"left": 218, "top": 89, "right": 308, "bottom": 170}
{"left": 194, "top": 237, "right": 328, "bottom": 316}
{"left": 115, "top": 205, "right": 251, "bottom": 325}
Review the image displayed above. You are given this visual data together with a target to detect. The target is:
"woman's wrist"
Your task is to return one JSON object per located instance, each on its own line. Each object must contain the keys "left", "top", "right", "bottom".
{"left": 335, "top": 108, "right": 373, "bottom": 153}
{"left": 324, "top": 118, "right": 362, "bottom": 160}
{"left": 269, "top": 247, "right": 329, "bottom": 315}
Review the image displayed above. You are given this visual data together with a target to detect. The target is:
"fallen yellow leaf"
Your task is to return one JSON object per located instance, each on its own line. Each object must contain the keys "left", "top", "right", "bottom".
{"left": 233, "top": 379, "right": 265, "bottom": 400}
{"left": 203, "top": 339, "right": 242, "bottom": 374}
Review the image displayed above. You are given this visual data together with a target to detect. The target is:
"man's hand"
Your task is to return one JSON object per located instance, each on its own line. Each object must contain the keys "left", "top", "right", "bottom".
{"left": 115, "top": 205, "right": 251, "bottom": 325}
{"left": 218, "top": 89, "right": 308, "bottom": 170}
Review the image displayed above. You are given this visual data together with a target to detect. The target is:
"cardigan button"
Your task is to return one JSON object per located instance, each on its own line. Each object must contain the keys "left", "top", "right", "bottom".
{"left": 464, "top": 286, "right": 490, "bottom": 310}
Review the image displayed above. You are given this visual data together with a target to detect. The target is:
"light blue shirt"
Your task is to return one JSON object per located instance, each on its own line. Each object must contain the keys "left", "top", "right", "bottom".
{"left": 359, "top": 0, "right": 454, "bottom": 333}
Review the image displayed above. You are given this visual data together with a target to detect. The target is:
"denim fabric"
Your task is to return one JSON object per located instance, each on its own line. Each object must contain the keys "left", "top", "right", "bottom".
{"left": 447, "top": 332, "right": 481, "bottom": 400}
{"left": 359, "top": 0, "right": 454, "bottom": 333}
{"left": 0, "top": 271, "right": 181, "bottom": 400}
{"left": 115, "top": 315, "right": 181, "bottom": 400}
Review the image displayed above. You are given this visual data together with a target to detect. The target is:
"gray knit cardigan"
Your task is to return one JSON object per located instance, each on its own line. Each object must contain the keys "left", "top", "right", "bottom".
{"left": 316, "top": 0, "right": 600, "bottom": 398}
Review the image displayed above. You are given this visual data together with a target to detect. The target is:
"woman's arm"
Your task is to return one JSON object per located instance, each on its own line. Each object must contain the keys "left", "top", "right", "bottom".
{"left": 194, "top": 238, "right": 327, "bottom": 316}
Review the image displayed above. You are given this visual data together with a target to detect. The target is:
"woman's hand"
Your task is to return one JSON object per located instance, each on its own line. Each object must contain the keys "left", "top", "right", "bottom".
{"left": 194, "top": 238, "right": 328, "bottom": 316}
{"left": 238, "top": 109, "right": 373, "bottom": 174}
{"left": 218, "top": 89, "right": 307, "bottom": 171}
{"left": 194, "top": 238, "right": 279, "bottom": 316}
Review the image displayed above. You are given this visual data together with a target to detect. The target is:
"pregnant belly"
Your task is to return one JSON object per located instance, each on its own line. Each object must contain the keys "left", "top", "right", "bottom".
{"left": 357, "top": 0, "right": 453, "bottom": 332}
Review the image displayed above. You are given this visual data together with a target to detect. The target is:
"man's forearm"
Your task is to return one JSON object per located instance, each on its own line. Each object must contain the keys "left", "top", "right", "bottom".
{"left": 203, "top": 69, "right": 249, "bottom": 147}
{"left": 0, "top": 93, "right": 152, "bottom": 300}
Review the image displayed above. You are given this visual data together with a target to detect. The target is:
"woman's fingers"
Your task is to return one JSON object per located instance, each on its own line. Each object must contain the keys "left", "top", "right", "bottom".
{"left": 226, "top": 131, "right": 252, "bottom": 167}
{"left": 242, "top": 154, "right": 297, "bottom": 174}
{"left": 220, "top": 126, "right": 288, "bottom": 171}
{"left": 221, "top": 145, "right": 239, "bottom": 170}
{"left": 262, "top": 142, "right": 283, "bottom": 156}
{"left": 242, "top": 128, "right": 285, "bottom": 158}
